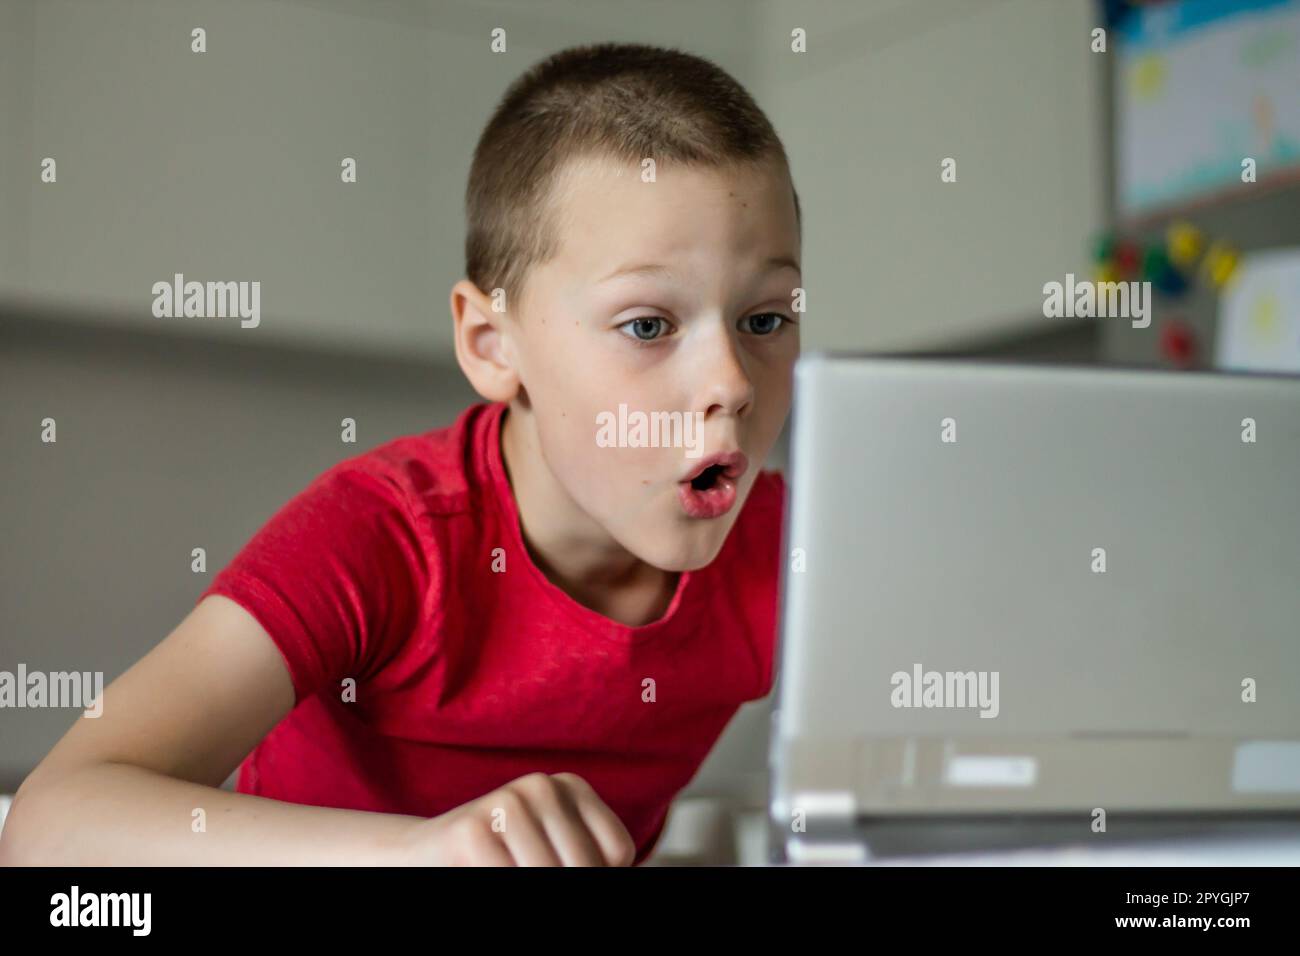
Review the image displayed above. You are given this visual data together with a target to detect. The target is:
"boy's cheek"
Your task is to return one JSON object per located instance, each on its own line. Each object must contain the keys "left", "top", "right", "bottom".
{"left": 550, "top": 433, "right": 658, "bottom": 505}
{"left": 588, "top": 445, "right": 670, "bottom": 494}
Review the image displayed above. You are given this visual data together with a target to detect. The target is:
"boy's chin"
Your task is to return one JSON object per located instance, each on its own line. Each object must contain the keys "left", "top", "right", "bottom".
{"left": 624, "top": 522, "right": 734, "bottom": 574}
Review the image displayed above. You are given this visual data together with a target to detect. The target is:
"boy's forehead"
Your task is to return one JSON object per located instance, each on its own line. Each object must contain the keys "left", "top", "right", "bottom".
{"left": 552, "top": 151, "right": 786, "bottom": 210}
{"left": 544, "top": 153, "right": 797, "bottom": 279}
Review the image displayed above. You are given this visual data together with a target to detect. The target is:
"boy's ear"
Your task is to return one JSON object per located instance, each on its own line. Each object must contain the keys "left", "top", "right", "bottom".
{"left": 449, "top": 278, "right": 520, "bottom": 402}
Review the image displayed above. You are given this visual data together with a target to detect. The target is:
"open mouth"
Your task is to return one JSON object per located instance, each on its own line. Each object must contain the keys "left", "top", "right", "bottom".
{"left": 690, "top": 463, "right": 727, "bottom": 492}
{"left": 678, "top": 452, "right": 748, "bottom": 520}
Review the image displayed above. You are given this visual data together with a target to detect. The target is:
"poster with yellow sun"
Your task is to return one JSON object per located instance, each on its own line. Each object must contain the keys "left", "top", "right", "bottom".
{"left": 1117, "top": 0, "right": 1300, "bottom": 218}
{"left": 1215, "top": 248, "right": 1300, "bottom": 372}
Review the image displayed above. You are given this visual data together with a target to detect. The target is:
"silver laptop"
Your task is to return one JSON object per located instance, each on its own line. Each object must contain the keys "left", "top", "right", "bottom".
{"left": 769, "top": 355, "right": 1300, "bottom": 862}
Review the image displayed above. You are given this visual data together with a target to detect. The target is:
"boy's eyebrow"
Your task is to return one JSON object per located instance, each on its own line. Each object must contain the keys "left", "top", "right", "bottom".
{"left": 596, "top": 255, "right": 801, "bottom": 284}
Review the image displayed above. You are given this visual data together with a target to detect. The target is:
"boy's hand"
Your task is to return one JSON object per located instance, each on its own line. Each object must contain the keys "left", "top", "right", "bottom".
{"left": 403, "top": 772, "right": 637, "bottom": 866}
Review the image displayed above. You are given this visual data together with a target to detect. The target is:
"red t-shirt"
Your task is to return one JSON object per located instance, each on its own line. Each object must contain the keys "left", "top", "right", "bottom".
{"left": 199, "top": 401, "right": 785, "bottom": 864}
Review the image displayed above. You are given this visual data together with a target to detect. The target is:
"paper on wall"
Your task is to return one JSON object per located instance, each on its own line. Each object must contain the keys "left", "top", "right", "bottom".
{"left": 1215, "top": 248, "right": 1300, "bottom": 374}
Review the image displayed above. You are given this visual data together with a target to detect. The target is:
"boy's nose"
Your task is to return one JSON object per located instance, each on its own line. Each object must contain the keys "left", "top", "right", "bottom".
{"left": 695, "top": 326, "right": 755, "bottom": 420}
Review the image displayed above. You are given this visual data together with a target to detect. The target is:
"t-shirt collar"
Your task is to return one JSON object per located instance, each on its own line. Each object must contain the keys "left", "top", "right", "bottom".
{"left": 481, "top": 401, "right": 695, "bottom": 641}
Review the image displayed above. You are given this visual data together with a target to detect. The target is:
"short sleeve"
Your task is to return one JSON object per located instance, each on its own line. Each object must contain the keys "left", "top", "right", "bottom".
{"left": 199, "top": 465, "right": 429, "bottom": 706}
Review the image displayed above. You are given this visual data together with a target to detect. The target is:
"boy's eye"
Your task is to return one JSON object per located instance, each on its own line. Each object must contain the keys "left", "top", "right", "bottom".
{"left": 619, "top": 316, "right": 672, "bottom": 341}
{"left": 741, "top": 312, "right": 786, "bottom": 335}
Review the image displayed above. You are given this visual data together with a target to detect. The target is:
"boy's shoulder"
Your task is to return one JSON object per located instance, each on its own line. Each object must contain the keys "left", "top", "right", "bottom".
{"left": 311, "top": 402, "right": 499, "bottom": 520}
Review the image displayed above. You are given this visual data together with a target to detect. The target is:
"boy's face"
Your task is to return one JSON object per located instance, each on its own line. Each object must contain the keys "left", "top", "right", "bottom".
{"left": 505, "top": 154, "right": 800, "bottom": 572}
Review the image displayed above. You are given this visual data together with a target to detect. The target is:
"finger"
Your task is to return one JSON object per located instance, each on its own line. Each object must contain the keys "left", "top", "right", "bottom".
{"left": 522, "top": 775, "right": 607, "bottom": 866}
{"left": 554, "top": 773, "right": 637, "bottom": 867}
{"left": 496, "top": 794, "right": 564, "bottom": 867}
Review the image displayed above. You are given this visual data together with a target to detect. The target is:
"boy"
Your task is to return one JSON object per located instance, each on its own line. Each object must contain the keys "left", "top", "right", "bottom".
{"left": 0, "top": 41, "right": 802, "bottom": 866}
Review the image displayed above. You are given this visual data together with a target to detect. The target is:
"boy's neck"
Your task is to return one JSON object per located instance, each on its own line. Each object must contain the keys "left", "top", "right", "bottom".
{"left": 498, "top": 402, "right": 679, "bottom": 626}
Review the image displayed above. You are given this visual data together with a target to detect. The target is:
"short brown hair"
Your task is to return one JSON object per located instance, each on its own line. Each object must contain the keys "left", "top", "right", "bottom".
{"left": 464, "top": 42, "right": 799, "bottom": 310}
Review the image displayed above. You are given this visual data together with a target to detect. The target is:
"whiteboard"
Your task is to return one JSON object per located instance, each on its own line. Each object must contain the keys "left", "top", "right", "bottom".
{"left": 1117, "top": 0, "right": 1300, "bottom": 218}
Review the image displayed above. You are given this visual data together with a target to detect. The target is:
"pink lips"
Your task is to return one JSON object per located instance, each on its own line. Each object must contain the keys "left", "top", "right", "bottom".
{"left": 677, "top": 451, "right": 749, "bottom": 519}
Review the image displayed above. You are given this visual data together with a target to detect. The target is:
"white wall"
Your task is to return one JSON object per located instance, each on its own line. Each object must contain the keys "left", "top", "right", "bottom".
{"left": 2, "top": 0, "right": 1105, "bottom": 352}
{"left": 0, "top": 0, "right": 35, "bottom": 288}
{"left": 762, "top": 0, "right": 1106, "bottom": 350}
{"left": 0, "top": 0, "right": 758, "bottom": 358}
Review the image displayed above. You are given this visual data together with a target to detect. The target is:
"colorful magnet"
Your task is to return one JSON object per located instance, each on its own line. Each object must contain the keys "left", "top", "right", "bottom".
{"left": 1142, "top": 245, "right": 1169, "bottom": 280}
{"left": 1159, "top": 268, "right": 1189, "bottom": 296}
{"left": 1142, "top": 245, "right": 1188, "bottom": 296}
{"left": 1165, "top": 221, "right": 1204, "bottom": 269}
{"left": 1159, "top": 318, "right": 1197, "bottom": 368}
{"left": 1201, "top": 241, "right": 1240, "bottom": 288}
{"left": 1093, "top": 233, "right": 1116, "bottom": 264}
{"left": 1094, "top": 261, "right": 1121, "bottom": 285}
{"left": 1114, "top": 240, "right": 1142, "bottom": 279}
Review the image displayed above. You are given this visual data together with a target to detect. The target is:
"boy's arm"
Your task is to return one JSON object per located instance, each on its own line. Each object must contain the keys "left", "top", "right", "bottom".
{"left": 0, "top": 594, "right": 423, "bottom": 865}
{"left": 0, "top": 594, "right": 635, "bottom": 866}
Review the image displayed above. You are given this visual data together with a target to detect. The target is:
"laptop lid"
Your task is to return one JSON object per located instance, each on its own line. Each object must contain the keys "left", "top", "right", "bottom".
{"left": 770, "top": 355, "right": 1300, "bottom": 834}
